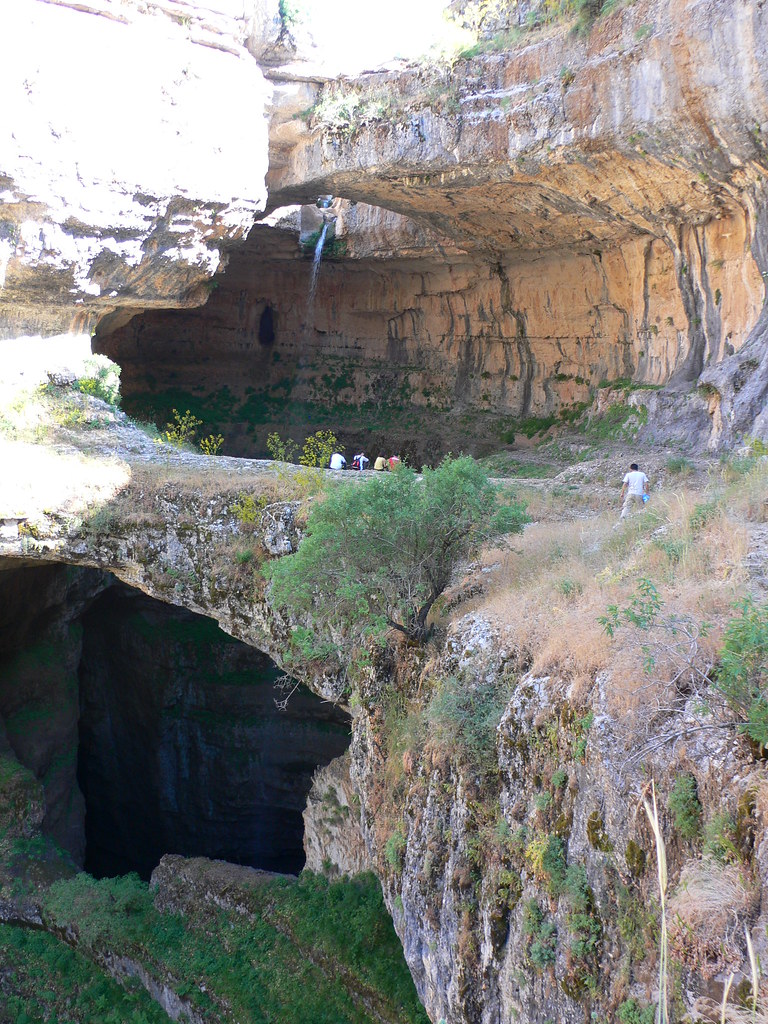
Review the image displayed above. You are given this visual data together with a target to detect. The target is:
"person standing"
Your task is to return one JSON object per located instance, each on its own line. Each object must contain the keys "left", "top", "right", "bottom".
{"left": 619, "top": 462, "right": 649, "bottom": 519}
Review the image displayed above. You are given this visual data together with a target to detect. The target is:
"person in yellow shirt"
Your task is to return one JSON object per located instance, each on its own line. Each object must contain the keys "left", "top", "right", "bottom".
{"left": 373, "top": 454, "right": 387, "bottom": 471}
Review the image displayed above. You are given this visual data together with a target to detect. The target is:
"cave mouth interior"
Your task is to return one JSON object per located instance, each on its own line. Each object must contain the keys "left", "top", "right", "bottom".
{"left": 0, "top": 563, "right": 351, "bottom": 882}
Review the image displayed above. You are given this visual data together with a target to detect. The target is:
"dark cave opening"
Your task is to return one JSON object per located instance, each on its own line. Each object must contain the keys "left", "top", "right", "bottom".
{"left": 77, "top": 582, "right": 351, "bottom": 880}
{"left": 0, "top": 562, "right": 350, "bottom": 883}
{"left": 258, "top": 304, "right": 276, "bottom": 344}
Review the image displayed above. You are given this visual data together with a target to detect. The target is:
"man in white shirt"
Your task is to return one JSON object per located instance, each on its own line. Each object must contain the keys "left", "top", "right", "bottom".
{"left": 329, "top": 452, "right": 346, "bottom": 470}
{"left": 619, "top": 462, "right": 649, "bottom": 519}
{"left": 353, "top": 452, "right": 369, "bottom": 471}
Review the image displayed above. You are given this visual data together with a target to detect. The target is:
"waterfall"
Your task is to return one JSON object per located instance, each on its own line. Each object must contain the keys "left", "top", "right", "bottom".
{"left": 307, "top": 221, "right": 328, "bottom": 316}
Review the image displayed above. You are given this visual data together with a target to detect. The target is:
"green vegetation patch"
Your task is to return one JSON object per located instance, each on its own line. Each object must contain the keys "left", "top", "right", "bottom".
{"left": 479, "top": 453, "right": 559, "bottom": 478}
{"left": 667, "top": 773, "right": 702, "bottom": 839}
{"left": 36, "top": 869, "right": 427, "bottom": 1024}
{"left": 0, "top": 924, "right": 170, "bottom": 1024}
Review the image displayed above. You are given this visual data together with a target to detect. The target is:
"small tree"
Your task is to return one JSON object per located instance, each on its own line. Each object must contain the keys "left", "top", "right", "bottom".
{"left": 264, "top": 456, "right": 529, "bottom": 662}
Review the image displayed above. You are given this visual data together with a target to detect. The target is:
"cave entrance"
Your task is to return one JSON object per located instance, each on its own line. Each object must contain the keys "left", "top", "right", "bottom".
{"left": 77, "top": 581, "right": 351, "bottom": 880}
{"left": 0, "top": 562, "right": 350, "bottom": 883}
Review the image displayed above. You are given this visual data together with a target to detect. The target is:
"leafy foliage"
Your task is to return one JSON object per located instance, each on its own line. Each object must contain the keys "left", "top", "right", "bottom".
{"left": 265, "top": 457, "right": 529, "bottom": 654}
{"left": 231, "top": 493, "right": 267, "bottom": 525}
{"left": 599, "top": 578, "right": 662, "bottom": 638}
{"left": 523, "top": 900, "right": 557, "bottom": 968}
{"left": 199, "top": 433, "right": 224, "bottom": 455}
{"left": 715, "top": 598, "right": 768, "bottom": 746}
{"left": 425, "top": 674, "right": 513, "bottom": 775}
{"left": 163, "top": 408, "right": 202, "bottom": 447}
{"left": 667, "top": 773, "right": 702, "bottom": 839}
{"left": 74, "top": 356, "right": 121, "bottom": 407}
{"left": 0, "top": 923, "right": 169, "bottom": 1023}
{"left": 300, "top": 429, "right": 341, "bottom": 468}
{"left": 266, "top": 431, "right": 299, "bottom": 463}
{"left": 37, "top": 869, "right": 428, "bottom": 1024}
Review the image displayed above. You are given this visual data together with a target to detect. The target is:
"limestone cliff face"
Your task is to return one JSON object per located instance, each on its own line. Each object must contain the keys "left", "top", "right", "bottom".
{"left": 93, "top": 0, "right": 768, "bottom": 453}
{"left": 0, "top": 0, "right": 276, "bottom": 338}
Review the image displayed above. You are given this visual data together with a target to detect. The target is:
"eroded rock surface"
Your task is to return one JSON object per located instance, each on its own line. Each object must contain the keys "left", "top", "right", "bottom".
{"left": 0, "top": 0, "right": 273, "bottom": 337}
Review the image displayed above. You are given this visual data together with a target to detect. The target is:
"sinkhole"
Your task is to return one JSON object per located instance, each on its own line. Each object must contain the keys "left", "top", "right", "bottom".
{"left": 0, "top": 563, "right": 351, "bottom": 881}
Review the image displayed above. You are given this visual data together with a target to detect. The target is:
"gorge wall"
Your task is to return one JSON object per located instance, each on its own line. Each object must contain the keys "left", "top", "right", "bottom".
{"left": 3, "top": 1, "right": 768, "bottom": 1023}
{"left": 88, "top": 0, "right": 768, "bottom": 457}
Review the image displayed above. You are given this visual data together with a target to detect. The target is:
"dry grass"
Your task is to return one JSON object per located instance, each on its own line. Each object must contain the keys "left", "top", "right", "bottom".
{"left": 668, "top": 858, "right": 757, "bottom": 979}
{"left": 458, "top": 459, "right": 767, "bottom": 716}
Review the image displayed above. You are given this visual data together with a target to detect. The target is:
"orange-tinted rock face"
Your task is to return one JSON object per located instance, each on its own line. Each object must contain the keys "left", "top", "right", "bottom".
{"left": 97, "top": 199, "right": 764, "bottom": 457}
{"left": 96, "top": 0, "right": 768, "bottom": 450}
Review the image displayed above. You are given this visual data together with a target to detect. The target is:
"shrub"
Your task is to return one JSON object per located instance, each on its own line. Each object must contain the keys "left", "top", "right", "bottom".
{"left": 541, "top": 835, "right": 568, "bottom": 895}
{"left": 231, "top": 493, "right": 267, "bottom": 525}
{"left": 265, "top": 456, "right": 529, "bottom": 655}
{"left": 426, "top": 674, "right": 511, "bottom": 775}
{"left": 266, "top": 432, "right": 299, "bottom": 464}
{"left": 688, "top": 498, "right": 721, "bottom": 532}
{"left": 665, "top": 456, "right": 695, "bottom": 475}
{"left": 523, "top": 900, "right": 557, "bottom": 968}
{"left": 667, "top": 773, "right": 702, "bottom": 839}
{"left": 702, "top": 812, "right": 739, "bottom": 864}
{"left": 385, "top": 825, "right": 407, "bottom": 870}
{"left": 199, "top": 433, "right": 224, "bottom": 455}
{"left": 551, "top": 768, "right": 568, "bottom": 789}
{"left": 715, "top": 597, "right": 768, "bottom": 746}
{"left": 299, "top": 430, "right": 341, "bottom": 469}
{"left": 74, "top": 356, "right": 121, "bottom": 406}
{"left": 163, "top": 408, "right": 202, "bottom": 448}
{"left": 618, "top": 999, "right": 656, "bottom": 1024}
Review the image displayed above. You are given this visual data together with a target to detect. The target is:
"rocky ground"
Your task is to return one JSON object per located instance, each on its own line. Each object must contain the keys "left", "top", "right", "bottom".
{"left": 1, "top": 350, "right": 767, "bottom": 1023}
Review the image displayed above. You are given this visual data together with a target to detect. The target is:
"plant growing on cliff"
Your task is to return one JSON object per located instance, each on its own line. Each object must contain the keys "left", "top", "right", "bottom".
{"left": 667, "top": 772, "right": 702, "bottom": 840}
{"left": 715, "top": 597, "right": 768, "bottom": 748}
{"left": 264, "top": 456, "right": 529, "bottom": 655}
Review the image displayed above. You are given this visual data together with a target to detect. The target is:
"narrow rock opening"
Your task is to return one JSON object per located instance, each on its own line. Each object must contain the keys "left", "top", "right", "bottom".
{"left": 258, "top": 304, "right": 276, "bottom": 344}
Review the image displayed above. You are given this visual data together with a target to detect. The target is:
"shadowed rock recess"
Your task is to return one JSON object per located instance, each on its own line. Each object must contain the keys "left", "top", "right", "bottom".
{"left": 0, "top": 564, "right": 350, "bottom": 879}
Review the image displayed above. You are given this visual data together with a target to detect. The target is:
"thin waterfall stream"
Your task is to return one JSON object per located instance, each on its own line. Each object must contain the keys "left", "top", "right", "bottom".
{"left": 305, "top": 220, "right": 328, "bottom": 332}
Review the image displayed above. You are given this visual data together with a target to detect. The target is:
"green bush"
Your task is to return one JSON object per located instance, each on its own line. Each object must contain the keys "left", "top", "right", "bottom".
{"left": 74, "top": 356, "right": 121, "bottom": 407}
{"left": 703, "top": 812, "right": 740, "bottom": 864}
{"left": 667, "top": 773, "right": 702, "bottom": 839}
{"left": 426, "top": 675, "right": 511, "bottom": 775}
{"left": 665, "top": 456, "right": 695, "bottom": 475}
{"left": 618, "top": 999, "right": 656, "bottom": 1024}
{"left": 38, "top": 868, "right": 428, "bottom": 1024}
{"left": 385, "top": 825, "right": 407, "bottom": 870}
{"left": 551, "top": 768, "right": 568, "bottom": 789}
{"left": 715, "top": 598, "right": 768, "bottom": 746}
{"left": 688, "top": 498, "right": 721, "bottom": 532}
{"left": 265, "top": 457, "right": 529, "bottom": 656}
{"left": 163, "top": 408, "right": 202, "bottom": 448}
{"left": 523, "top": 900, "right": 557, "bottom": 968}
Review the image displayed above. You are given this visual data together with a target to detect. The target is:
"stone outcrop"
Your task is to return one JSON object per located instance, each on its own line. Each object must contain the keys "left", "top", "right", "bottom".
{"left": 0, "top": 0, "right": 275, "bottom": 338}
{"left": 303, "top": 752, "right": 371, "bottom": 876}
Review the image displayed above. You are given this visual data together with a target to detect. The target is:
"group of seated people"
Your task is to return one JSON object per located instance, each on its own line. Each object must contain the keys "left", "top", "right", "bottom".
{"left": 328, "top": 452, "right": 401, "bottom": 471}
